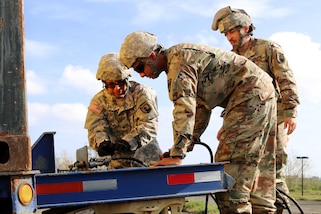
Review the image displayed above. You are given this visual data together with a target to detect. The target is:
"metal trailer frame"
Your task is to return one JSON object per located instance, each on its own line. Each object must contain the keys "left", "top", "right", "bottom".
{"left": 32, "top": 133, "right": 228, "bottom": 211}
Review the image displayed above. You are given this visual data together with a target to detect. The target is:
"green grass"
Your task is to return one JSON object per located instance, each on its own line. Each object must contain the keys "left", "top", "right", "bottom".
{"left": 183, "top": 177, "right": 321, "bottom": 213}
{"left": 287, "top": 176, "right": 321, "bottom": 201}
{"left": 288, "top": 191, "right": 321, "bottom": 201}
{"left": 183, "top": 200, "right": 219, "bottom": 214}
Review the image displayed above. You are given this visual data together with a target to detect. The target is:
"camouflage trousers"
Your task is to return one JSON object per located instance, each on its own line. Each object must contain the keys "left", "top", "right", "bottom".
{"left": 215, "top": 95, "right": 277, "bottom": 214}
{"left": 275, "top": 122, "right": 290, "bottom": 207}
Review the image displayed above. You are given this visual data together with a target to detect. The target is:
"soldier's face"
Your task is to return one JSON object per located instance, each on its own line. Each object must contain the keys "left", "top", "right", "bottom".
{"left": 224, "top": 28, "right": 241, "bottom": 48}
{"left": 105, "top": 79, "right": 127, "bottom": 98}
{"left": 133, "top": 59, "right": 155, "bottom": 79}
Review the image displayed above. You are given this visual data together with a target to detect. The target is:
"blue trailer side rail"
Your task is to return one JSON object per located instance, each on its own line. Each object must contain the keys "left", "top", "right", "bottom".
{"left": 35, "top": 163, "right": 227, "bottom": 209}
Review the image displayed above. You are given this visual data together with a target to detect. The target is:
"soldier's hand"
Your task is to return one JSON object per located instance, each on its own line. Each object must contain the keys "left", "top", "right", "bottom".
{"left": 98, "top": 140, "right": 114, "bottom": 156}
{"left": 217, "top": 127, "right": 223, "bottom": 141}
{"left": 284, "top": 117, "right": 297, "bottom": 135}
{"left": 151, "top": 157, "right": 182, "bottom": 167}
{"left": 114, "top": 140, "right": 131, "bottom": 152}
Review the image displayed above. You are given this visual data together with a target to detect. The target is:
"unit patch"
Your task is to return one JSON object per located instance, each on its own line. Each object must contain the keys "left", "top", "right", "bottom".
{"left": 277, "top": 53, "right": 285, "bottom": 63}
{"left": 140, "top": 103, "right": 152, "bottom": 113}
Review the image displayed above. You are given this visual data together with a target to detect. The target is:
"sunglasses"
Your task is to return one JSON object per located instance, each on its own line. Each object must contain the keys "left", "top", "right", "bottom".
{"left": 104, "top": 80, "right": 126, "bottom": 89}
{"left": 133, "top": 58, "right": 148, "bottom": 73}
{"left": 133, "top": 62, "right": 145, "bottom": 73}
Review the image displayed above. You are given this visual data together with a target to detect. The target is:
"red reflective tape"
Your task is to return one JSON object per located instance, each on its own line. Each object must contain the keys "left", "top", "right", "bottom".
{"left": 36, "top": 182, "right": 83, "bottom": 195}
{"left": 167, "top": 173, "right": 195, "bottom": 185}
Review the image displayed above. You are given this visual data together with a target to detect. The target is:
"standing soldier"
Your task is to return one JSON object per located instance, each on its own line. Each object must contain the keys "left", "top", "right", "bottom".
{"left": 84, "top": 52, "right": 162, "bottom": 169}
{"left": 119, "top": 31, "right": 277, "bottom": 213}
{"left": 212, "top": 6, "right": 300, "bottom": 213}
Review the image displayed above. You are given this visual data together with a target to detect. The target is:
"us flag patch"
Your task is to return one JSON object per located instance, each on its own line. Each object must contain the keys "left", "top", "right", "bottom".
{"left": 89, "top": 103, "right": 103, "bottom": 114}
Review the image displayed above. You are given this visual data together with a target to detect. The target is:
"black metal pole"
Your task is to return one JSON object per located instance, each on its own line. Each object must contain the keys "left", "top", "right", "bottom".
{"left": 296, "top": 156, "right": 308, "bottom": 196}
{"left": 301, "top": 158, "right": 303, "bottom": 196}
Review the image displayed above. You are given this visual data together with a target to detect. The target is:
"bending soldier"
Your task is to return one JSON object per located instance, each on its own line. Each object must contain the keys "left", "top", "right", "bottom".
{"left": 119, "top": 31, "right": 277, "bottom": 213}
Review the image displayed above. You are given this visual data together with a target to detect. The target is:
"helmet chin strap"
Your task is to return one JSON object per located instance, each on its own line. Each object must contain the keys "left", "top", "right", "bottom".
{"left": 236, "top": 26, "right": 251, "bottom": 53}
{"left": 146, "top": 51, "right": 163, "bottom": 78}
{"left": 116, "top": 78, "right": 130, "bottom": 98}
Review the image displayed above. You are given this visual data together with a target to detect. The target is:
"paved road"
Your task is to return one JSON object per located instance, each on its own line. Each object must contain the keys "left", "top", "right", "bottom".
{"left": 288, "top": 200, "right": 321, "bottom": 214}
{"left": 36, "top": 198, "right": 321, "bottom": 213}
{"left": 186, "top": 196, "right": 321, "bottom": 214}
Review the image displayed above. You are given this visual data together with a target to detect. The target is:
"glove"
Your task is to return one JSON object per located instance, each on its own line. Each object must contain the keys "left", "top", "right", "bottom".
{"left": 97, "top": 140, "right": 114, "bottom": 156}
{"left": 114, "top": 140, "right": 131, "bottom": 152}
{"left": 161, "top": 151, "right": 170, "bottom": 159}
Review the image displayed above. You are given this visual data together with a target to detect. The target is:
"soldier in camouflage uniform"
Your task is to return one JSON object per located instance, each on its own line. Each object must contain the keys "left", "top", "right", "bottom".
{"left": 119, "top": 31, "right": 277, "bottom": 213}
{"left": 84, "top": 52, "right": 162, "bottom": 169}
{"left": 212, "top": 6, "right": 300, "bottom": 213}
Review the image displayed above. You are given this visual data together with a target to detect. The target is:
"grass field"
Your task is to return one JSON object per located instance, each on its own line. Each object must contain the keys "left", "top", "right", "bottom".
{"left": 183, "top": 177, "right": 321, "bottom": 213}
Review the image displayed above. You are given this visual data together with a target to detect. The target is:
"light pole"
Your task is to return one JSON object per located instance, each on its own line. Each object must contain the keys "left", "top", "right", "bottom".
{"left": 296, "top": 156, "right": 308, "bottom": 196}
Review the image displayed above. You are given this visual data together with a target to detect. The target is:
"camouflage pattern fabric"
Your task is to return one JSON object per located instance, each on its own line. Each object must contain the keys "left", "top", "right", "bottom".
{"left": 233, "top": 38, "right": 300, "bottom": 121}
{"left": 215, "top": 95, "right": 276, "bottom": 213}
{"left": 164, "top": 43, "right": 277, "bottom": 213}
{"left": 96, "top": 53, "right": 131, "bottom": 81}
{"left": 233, "top": 38, "right": 300, "bottom": 206}
{"left": 212, "top": 6, "right": 253, "bottom": 33}
{"left": 84, "top": 81, "right": 162, "bottom": 168}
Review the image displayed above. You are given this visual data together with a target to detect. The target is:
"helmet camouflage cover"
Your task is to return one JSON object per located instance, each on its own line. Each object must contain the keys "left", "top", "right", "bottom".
{"left": 96, "top": 52, "right": 131, "bottom": 81}
{"left": 212, "top": 6, "right": 253, "bottom": 33}
{"left": 119, "top": 31, "right": 158, "bottom": 68}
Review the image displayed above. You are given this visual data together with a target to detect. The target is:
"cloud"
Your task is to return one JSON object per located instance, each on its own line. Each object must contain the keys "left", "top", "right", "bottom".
{"left": 85, "top": 0, "right": 122, "bottom": 2}
{"left": 28, "top": 102, "right": 51, "bottom": 126}
{"left": 269, "top": 32, "right": 321, "bottom": 103}
{"left": 51, "top": 103, "right": 88, "bottom": 122}
{"left": 132, "top": 2, "right": 178, "bottom": 25}
{"left": 178, "top": 0, "right": 293, "bottom": 19}
{"left": 221, "top": 0, "right": 293, "bottom": 18}
{"left": 28, "top": 102, "right": 87, "bottom": 124}
{"left": 181, "top": 31, "right": 220, "bottom": 47}
{"left": 25, "top": 39, "right": 57, "bottom": 58}
{"left": 59, "top": 65, "right": 101, "bottom": 95}
{"left": 26, "top": 70, "right": 47, "bottom": 95}
{"left": 27, "top": 102, "right": 88, "bottom": 159}
{"left": 28, "top": 2, "right": 89, "bottom": 22}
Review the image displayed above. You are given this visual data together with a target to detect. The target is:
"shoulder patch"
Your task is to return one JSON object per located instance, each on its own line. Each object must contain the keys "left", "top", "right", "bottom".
{"left": 89, "top": 103, "right": 103, "bottom": 114}
{"left": 140, "top": 103, "right": 152, "bottom": 114}
{"left": 277, "top": 53, "right": 285, "bottom": 63}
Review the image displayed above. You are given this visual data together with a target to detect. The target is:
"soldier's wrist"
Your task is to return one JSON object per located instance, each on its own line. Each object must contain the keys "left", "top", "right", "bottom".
{"left": 170, "top": 154, "right": 186, "bottom": 159}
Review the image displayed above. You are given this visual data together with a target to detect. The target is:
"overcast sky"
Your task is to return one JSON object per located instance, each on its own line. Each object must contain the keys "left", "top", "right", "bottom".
{"left": 24, "top": 0, "right": 321, "bottom": 177}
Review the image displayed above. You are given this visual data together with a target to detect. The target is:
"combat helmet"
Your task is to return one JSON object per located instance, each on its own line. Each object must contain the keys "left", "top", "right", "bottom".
{"left": 96, "top": 52, "right": 131, "bottom": 81}
{"left": 119, "top": 31, "right": 158, "bottom": 68}
{"left": 212, "top": 6, "right": 255, "bottom": 34}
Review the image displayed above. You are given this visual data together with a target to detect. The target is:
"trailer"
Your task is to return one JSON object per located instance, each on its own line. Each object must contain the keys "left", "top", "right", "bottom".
{"left": 2, "top": 130, "right": 229, "bottom": 214}
{"left": 0, "top": 1, "right": 229, "bottom": 213}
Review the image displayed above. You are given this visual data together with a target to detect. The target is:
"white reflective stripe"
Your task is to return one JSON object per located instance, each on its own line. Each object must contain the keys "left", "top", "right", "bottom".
{"left": 194, "top": 171, "right": 221, "bottom": 183}
{"left": 82, "top": 179, "right": 118, "bottom": 192}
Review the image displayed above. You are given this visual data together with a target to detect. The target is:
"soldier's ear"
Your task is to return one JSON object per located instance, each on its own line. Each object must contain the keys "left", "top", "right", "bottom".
{"left": 244, "top": 26, "right": 250, "bottom": 34}
{"left": 149, "top": 51, "right": 157, "bottom": 60}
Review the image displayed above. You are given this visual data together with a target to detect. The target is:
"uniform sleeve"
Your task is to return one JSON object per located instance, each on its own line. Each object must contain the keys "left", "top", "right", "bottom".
{"left": 84, "top": 94, "right": 109, "bottom": 150}
{"left": 167, "top": 50, "right": 198, "bottom": 155}
{"left": 121, "top": 86, "right": 159, "bottom": 150}
{"left": 193, "top": 101, "right": 212, "bottom": 140}
{"left": 269, "top": 42, "right": 300, "bottom": 118}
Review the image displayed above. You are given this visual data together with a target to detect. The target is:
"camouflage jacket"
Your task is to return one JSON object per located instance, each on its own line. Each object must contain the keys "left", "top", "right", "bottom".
{"left": 84, "top": 81, "right": 159, "bottom": 151}
{"left": 164, "top": 43, "right": 275, "bottom": 154}
{"left": 233, "top": 38, "right": 300, "bottom": 121}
